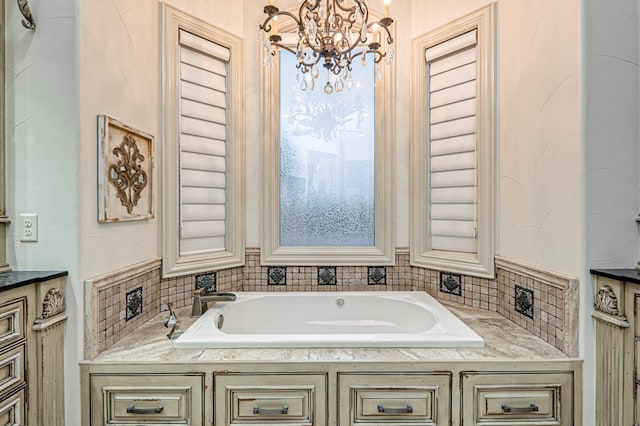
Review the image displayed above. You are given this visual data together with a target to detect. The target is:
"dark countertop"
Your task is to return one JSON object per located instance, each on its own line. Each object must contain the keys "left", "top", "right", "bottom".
{"left": 591, "top": 268, "right": 640, "bottom": 285}
{"left": 0, "top": 270, "right": 68, "bottom": 292}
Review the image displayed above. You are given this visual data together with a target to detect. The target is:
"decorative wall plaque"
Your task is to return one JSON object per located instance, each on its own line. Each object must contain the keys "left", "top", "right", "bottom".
{"left": 98, "top": 115, "right": 154, "bottom": 222}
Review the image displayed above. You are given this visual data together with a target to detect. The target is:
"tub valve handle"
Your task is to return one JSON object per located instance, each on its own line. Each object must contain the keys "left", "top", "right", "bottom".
{"left": 165, "top": 302, "right": 183, "bottom": 340}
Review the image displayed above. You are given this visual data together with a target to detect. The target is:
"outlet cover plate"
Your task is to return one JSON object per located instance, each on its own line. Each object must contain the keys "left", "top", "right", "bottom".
{"left": 20, "top": 213, "right": 38, "bottom": 242}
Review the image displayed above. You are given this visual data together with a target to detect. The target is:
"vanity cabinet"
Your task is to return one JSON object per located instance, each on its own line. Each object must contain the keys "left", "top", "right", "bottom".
{"left": 591, "top": 269, "right": 640, "bottom": 425}
{"left": 84, "top": 363, "right": 580, "bottom": 425}
{"left": 0, "top": 272, "right": 67, "bottom": 426}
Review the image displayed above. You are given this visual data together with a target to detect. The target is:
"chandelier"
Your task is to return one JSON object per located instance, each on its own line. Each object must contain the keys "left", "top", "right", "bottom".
{"left": 259, "top": 0, "right": 394, "bottom": 94}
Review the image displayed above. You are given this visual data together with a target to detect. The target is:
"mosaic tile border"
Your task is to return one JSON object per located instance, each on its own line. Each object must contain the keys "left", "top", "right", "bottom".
{"left": 86, "top": 250, "right": 578, "bottom": 357}
{"left": 495, "top": 256, "right": 579, "bottom": 356}
{"left": 84, "top": 258, "right": 162, "bottom": 360}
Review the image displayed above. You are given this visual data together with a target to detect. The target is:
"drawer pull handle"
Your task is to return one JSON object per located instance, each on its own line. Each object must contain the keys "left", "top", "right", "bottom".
{"left": 377, "top": 404, "right": 413, "bottom": 414}
{"left": 253, "top": 405, "right": 289, "bottom": 415}
{"left": 501, "top": 403, "right": 538, "bottom": 413}
{"left": 126, "top": 405, "right": 164, "bottom": 415}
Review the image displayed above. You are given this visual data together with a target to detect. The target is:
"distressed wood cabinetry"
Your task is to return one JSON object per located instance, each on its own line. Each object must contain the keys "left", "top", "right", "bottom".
{"left": 0, "top": 272, "right": 67, "bottom": 425}
{"left": 83, "top": 362, "right": 581, "bottom": 425}
{"left": 592, "top": 269, "right": 640, "bottom": 425}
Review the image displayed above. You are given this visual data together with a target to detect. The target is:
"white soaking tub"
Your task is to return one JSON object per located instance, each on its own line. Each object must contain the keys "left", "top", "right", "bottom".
{"left": 175, "top": 291, "right": 484, "bottom": 349}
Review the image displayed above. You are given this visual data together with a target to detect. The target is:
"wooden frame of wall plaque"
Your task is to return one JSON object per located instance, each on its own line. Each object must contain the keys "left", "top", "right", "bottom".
{"left": 97, "top": 115, "right": 154, "bottom": 223}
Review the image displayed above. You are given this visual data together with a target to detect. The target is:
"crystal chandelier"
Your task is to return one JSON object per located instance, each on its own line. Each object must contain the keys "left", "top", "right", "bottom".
{"left": 260, "top": 0, "right": 395, "bottom": 94}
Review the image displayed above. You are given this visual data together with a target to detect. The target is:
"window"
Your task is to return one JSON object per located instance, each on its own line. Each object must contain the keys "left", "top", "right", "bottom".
{"left": 261, "top": 16, "right": 395, "bottom": 265}
{"left": 161, "top": 6, "right": 244, "bottom": 277}
{"left": 410, "top": 5, "right": 495, "bottom": 278}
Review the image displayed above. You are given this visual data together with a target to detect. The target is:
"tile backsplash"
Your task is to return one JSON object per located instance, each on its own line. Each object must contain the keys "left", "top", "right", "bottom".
{"left": 85, "top": 250, "right": 578, "bottom": 358}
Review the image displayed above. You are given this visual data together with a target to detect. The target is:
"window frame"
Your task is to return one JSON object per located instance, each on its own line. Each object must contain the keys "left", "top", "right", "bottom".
{"left": 161, "top": 5, "right": 245, "bottom": 278}
{"left": 410, "top": 4, "right": 496, "bottom": 278}
{"left": 260, "top": 11, "right": 395, "bottom": 266}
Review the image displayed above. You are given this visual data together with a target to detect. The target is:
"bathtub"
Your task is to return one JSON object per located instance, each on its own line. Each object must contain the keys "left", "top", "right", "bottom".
{"left": 174, "top": 291, "right": 484, "bottom": 349}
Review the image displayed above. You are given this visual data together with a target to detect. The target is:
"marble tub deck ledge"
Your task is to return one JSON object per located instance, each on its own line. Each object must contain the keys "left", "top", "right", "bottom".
{"left": 90, "top": 301, "right": 570, "bottom": 363}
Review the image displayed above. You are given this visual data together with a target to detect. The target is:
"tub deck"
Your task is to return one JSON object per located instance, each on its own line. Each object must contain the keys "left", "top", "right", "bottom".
{"left": 92, "top": 300, "right": 569, "bottom": 363}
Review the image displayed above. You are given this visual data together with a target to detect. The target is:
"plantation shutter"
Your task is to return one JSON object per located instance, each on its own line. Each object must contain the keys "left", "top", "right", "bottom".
{"left": 426, "top": 30, "right": 478, "bottom": 253}
{"left": 178, "top": 30, "right": 229, "bottom": 255}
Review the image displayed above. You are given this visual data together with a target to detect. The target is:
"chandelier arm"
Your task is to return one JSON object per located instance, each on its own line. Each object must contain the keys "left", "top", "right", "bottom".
{"left": 273, "top": 42, "right": 299, "bottom": 57}
{"left": 297, "top": 52, "right": 323, "bottom": 70}
{"left": 260, "top": 11, "right": 302, "bottom": 34}
{"left": 368, "top": 19, "right": 394, "bottom": 45}
{"left": 350, "top": 49, "right": 384, "bottom": 64}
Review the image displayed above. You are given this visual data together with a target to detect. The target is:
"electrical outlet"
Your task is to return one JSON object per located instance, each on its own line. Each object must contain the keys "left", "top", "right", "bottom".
{"left": 20, "top": 213, "right": 38, "bottom": 242}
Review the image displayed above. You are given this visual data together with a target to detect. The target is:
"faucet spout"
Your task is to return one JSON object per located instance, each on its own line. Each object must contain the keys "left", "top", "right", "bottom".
{"left": 191, "top": 290, "right": 236, "bottom": 316}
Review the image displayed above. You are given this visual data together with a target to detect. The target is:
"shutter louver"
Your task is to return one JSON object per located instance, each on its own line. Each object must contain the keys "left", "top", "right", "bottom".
{"left": 427, "top": 30, "right": 478, "bottom": 253}
{"left": 178, "top": 30, "right": 229, "bottom": 255}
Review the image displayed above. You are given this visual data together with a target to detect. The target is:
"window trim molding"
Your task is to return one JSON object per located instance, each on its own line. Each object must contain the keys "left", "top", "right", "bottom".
{"left": 410, "top": 4, "right": 496, "bottom": 278}
{"left": 260, "top": 11, "right": 395, "bottom": 266}
{"left": 161, "top": 5, "right": 245, "bottom": 278}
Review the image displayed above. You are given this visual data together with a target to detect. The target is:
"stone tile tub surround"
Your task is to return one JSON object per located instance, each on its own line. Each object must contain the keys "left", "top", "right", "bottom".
{"left": 84, "top": 250, "right": 578, "bottom": 358}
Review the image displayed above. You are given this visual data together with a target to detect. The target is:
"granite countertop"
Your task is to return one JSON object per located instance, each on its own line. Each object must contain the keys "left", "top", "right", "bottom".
{"left": 92, "top": 301, "right": 571, "bottom": 364}
{"left": 591, "top": 268, "right": 640, "bottom": 285}
{"left": 0, "top": 270, "right": 68, "bottom": 292}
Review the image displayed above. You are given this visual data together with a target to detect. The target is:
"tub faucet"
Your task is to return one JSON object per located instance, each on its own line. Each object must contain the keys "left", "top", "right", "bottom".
{"left": 164, "top": 302, "right": 183, "bottom": 340}
{"left": 191, "top": 289, "right": 236, "bottom": 316}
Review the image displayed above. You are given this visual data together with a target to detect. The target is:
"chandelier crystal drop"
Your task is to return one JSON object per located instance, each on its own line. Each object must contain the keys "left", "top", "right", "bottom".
{"left": 259, "top": 0, "right": 394, "bottom": 94}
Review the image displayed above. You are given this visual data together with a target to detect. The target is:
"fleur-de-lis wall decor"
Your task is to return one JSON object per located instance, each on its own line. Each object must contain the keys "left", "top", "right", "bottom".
{"left": 108, "top": 133, "right": 148, "bottom": 214}
{"left": 98, "top": 115, "right": 154, "bottom": 223}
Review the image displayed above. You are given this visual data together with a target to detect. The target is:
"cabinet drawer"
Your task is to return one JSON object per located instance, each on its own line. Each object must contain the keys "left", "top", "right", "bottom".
{"left": 0, "top": 387, "right": 26, "bottom": 425}
{"left": 90, "top": 374, "right": 204, "bottom": 425}
{"left": 339, "top": 373, "right": 452, "bottom": 425}
{"left": 461, "top": 371, "right": 574, "bottom": 425}
{"left": 0, "top": 298, "right": 25, "bottom": 347}
{"left": 214, "top": 373, "right": 326, "bottom": 425}
{"left": 0, "top": 344, "right": 25, "bottom": 397}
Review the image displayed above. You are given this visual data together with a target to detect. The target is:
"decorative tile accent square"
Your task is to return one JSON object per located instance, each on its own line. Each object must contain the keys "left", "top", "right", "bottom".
{"left": 125, "top": 287, "right": 143, "bottom": 321}
{"left": 439, "top": 272, "right": 462, "bottom": 296}
{"left": 514, "top": 285, "right": 534, "bottom": 319}
{"left": 195, "top": 272, "right": 217, "bottom": 292}
{"left": 267, "top": 266, "right": 287, "bottom": 285}
{"left": 368, "top": 266, "right": 386, "bottom": 285}
{"left": 318, "top": 266, "right": 337, "bottom": 285}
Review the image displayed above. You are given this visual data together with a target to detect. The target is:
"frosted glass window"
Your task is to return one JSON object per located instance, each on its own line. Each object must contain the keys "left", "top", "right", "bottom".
{"left": 279, "top": 52, "right": 375, "bottom": 247}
